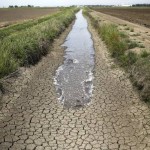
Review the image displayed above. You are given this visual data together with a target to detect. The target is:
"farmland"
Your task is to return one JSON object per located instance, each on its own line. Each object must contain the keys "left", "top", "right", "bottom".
{"left": 91, "top": 7, "right": 150, "bottom": 28}
{"left": 0, "top": 7, "right": 60, "bottom": 27}
{"left": 0, "top": 6, "right": 150, "bottom": 150}
{"left": 0, "top": 7, "right": 78, "bottom": 78}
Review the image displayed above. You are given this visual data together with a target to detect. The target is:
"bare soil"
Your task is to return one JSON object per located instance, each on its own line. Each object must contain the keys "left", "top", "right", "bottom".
{"left": 0, "top": 8, "right": 59, "bottom": 27}
{"left": 92, "top": 7, "right": 150, "bottom": 28}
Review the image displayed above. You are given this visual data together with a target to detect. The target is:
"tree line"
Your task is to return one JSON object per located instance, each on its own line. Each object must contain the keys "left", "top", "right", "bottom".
{"left": 9, "top": 5, "right": 34, "bottom": 8}
{"left": 132, "top": 4, "right": 150, "bottom": 7}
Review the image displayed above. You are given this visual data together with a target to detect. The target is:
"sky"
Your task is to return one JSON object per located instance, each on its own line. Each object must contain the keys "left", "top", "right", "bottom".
{"left": 0, "top": 0, "right": 150, "bottom": 7}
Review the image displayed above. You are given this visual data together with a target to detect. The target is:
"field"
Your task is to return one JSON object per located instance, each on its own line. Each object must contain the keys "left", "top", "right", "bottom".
{"left": 0, "top": 7, "right": 78, "bottom": 78}
{"left": 1, "top": 7, "right": 150, "bottom": 150}
{"left": 0, "top": 7, "right": 60, "bottom": 27}
{"left": 91, "top": 7, "right": 150, "bottom": 28}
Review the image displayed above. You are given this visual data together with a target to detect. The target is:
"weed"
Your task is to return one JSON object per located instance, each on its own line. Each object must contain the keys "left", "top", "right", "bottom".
{"left": 119, "top": 52, "right": 138, "bottom": 67}
{"left": 119, "top": 32, "right": 128, "bottom": 38}
{"left": 132, "top": 33, "right": 140, "bottom": 36}
{"left": 128, "top": 41, "right": 138, "bottom": 49}
{"left": 111, "top": 64, "right": 117, "bottom": 69}
{"left": 138, "top": 44, "right": 145, "bottom": 48}
{"left": 99, "top": 24, "right": 128, "bottom": 57}
{"left": 140, "top": 50, "right": 150, "bottom": 58}
{"left": 0, "top": 50, "right": 19, "bottom": 78}
{"left": 130, "top": 28, "right": 134, "bottom": 32}
{"left": 125, "top": 27, "right": 130, "bottom": 30}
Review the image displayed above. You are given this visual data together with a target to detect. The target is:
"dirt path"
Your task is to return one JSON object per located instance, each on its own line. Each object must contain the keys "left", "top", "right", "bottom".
{"left": 0, "top": 14, "right": 150, "bottom": 150}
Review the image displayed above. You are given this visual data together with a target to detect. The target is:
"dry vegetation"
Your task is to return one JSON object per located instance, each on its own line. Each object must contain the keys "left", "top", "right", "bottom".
{"left": 91, "top": 7, "right": 150, "bottom": 28}
{"left": 84, "top": 8, "right": 150, "bottom": 102}
{"left": 0, "top": 7, "right": 60, "bottom": 28}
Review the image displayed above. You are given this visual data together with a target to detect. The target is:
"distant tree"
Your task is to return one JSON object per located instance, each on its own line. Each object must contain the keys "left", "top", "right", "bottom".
{"left": 14, "top": 5, "right": 18, "bottom": 8}
{"left": 28, "top": 5, "right": 34, "bottom": 7}
{"left": 9, "top": 5, "right": 14, "bottom": 8}
{"left": 132, "top": 4, "right": 150, "bottom": 7}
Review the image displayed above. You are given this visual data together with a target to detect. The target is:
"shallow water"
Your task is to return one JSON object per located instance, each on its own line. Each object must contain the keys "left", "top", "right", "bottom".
{"left": 54, "top": 10, "right": 95, "bottom": 108}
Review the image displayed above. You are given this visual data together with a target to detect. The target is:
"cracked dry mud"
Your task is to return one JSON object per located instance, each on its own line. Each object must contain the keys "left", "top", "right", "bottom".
{"left": 0, "top": 14, "right": 150, "bottom": 150}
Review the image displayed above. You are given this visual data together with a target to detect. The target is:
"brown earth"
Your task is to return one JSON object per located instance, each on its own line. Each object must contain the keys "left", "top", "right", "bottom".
{"left": 92, "top": 7, "right": 150, "bottom": 28}
{"left": 0, "top": 8, "right": 59, "bottom": 27}
{"left": 90, "top": 10, "right": 150, "bottom": 53}
{"left": 0, "top": 12, "right": 150, "bottom": 150}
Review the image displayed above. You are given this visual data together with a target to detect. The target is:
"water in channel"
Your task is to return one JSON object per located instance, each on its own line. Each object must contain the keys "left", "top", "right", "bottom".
{"left": 54, "top": 10, "right": 95, "bottom": 108}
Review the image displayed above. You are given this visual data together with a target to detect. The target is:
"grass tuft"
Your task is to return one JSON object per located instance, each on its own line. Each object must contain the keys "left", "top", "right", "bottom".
{"left": 99, "top": 24, "right": 128, "bottom": 57}
{"left": 128, "top": 41, "right": 139, "bottom": 49}
{"left": 130, "top": 28, "right": 134, "bottom": 32}
{"left": 125, "top": 27, "right": 130, "bottom": 30}
{"left": 140, "top": 50, "right": 150, "bottom": 58}
{"left": 138, "top": 44, "right": 145, "bottom": 48}
{"left": 119, "top": 52, "right": 138, "bottom": 67}
{"left": 0, "top": 50, "right": 18, "bottom": 78}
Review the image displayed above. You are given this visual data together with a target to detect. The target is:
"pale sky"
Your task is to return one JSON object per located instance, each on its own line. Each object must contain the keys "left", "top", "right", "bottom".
{"left": 0, "top": 0, "right": 150, "bottom": 7}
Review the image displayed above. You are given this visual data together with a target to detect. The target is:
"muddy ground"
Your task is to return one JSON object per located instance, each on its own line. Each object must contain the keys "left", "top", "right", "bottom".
{"left": 0, "top": 12, "right": 150, "bottom": 150}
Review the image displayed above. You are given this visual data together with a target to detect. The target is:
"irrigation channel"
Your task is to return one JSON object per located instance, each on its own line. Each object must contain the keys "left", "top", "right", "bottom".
{"left": 54, "top": 10, "right": 95, "bottom": 108}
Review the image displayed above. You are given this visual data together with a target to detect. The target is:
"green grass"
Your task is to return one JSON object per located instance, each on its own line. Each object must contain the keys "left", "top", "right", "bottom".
{"left": 98, "top": 24, "right": 139, "bottom": 67}
{"left": 99, "top": 24, "right": 128, "bottom": 57}
{"left": 0, "top": 7, "right": 79, "bottom": 79}
{"left": 0, "top": 10, "right": 65, "bottom": 40}
{"left": 0, "top": 50, "right": 18, "bottom": 78}
{"left": 118, "top": 51, "right": 138, "bottom": 67}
